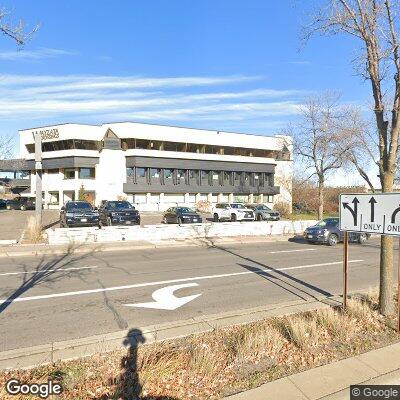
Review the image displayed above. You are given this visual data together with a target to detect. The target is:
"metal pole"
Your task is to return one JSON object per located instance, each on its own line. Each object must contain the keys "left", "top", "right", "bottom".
{"left": 34, "top": 133, "right": 42, "bottom": 226}
{"left": 398, "top": 237, "right": 400, "bottom": 333}
{"left": 343, "top": 231, "right": 349, "bottom": 311}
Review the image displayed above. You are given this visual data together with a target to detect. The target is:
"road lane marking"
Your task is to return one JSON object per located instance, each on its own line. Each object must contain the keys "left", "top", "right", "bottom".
{"left": 0, "top": 266, "right": 98, "bottom": 277}
{"left": 0, "top": 260, "right": 364, "bottom": 304}
{"left": 269, "top": 249, "right": 317, "bottom": 254}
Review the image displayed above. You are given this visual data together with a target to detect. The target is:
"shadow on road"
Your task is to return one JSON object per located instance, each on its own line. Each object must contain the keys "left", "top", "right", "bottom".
{"left": 198, "top": 234, "right": 333, "bottom": 301}
{"left": 0, "top": 244, "right": 98, "bottom": 314}
{"left": 97, "top": 328, "right": 178, "bottom": 400}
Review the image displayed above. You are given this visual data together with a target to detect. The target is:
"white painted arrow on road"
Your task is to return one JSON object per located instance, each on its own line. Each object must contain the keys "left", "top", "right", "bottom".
{"left": 124, "top": 283, "right": 202, "bottom": 310}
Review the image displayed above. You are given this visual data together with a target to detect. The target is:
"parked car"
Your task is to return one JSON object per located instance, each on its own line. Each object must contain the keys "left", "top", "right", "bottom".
{"left": 60, "top": 201, "right": 100, "bottom": 228}
{"left": 163, "top": 207, "right": 202, "bottom": 224}
{"left": 99, "top": 200, "right": 140, "bottom": 226}
{"left": 5, "top": 197, "right": 36, "bottom": 211}
{"left": 212, "top": 203, "right": 254, "bottom": 222}
{"left": 245, "top": 203, "right": 280, "bottom": 221}
{"left": 304, "top": 217, "right": 370, "bottom": 246}
{"left": 0, "top": 199, "right": 6, "bottom": 209}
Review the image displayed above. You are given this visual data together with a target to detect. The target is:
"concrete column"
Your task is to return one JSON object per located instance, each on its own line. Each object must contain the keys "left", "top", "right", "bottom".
{"left": 195, "top": 193, "right": 201, "bottom": 203}
{"left": 184, "top": 193, "right": 190, "bottom": 204}
{"left": 159, "top": 192, "right": 164, "bottom": 211}
{"left": 207, "top": 193, "right": 212, "bottom": 203}
{"left": 228, "top": 193, "right": 234, "bottom": 203}
{"left": 249, "top": 193, "right": 254, "bottom": 203}
{"left": 146, "top": 192, "right": 151, "bottom": 203}
{"left": 259, "top": 194, "right": 264, "bottom": 204}
{"left": 217, "top": 193, "right": 223, "bottom": 203}
{"left": 59, "top": 190, "right": 63, "bottom": 208}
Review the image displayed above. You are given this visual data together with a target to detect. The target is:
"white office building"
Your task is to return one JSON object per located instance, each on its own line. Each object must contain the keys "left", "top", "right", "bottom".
{"left": 0, "top": 122, "right": 293, "bottom": 211}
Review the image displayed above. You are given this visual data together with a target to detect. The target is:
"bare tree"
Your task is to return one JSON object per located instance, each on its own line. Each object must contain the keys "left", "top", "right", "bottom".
{"left": 304, "top": 0, "right": 400, "bottom": 315}
{"left": 292, "top": 93, "right": 351, "bottom": 219}
{"left": 0, "top": 8, "right": 38, "bottom": 45}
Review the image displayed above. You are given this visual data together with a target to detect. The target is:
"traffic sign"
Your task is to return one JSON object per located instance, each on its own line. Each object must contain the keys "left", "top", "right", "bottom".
{"left": 340, "top": 193, "right": 400, "bottom": 236}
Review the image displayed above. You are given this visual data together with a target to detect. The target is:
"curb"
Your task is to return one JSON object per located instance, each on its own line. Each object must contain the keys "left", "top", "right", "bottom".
{"left": 0, "top": 235, "right": 297, "bottom": 258}
{"left": 0, "top": 296, "right": 336, "bottom": 371}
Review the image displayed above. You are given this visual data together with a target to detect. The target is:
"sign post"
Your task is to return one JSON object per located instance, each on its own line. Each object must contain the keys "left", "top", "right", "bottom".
{"left": 34, "top": 132, "right": 42, "bottom": 226}
{"left": 343, "top": 231, "right": 348, "bottom": 311}
{"left": 340, "top": 193, "right": 400, "bottom": 331}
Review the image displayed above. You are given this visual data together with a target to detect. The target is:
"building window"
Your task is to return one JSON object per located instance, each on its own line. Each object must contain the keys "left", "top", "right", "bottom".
{"left": 177, "top": 169, "right": 186, "bottom": 184}
{"left": 234, "top": 172, "right": 242, "bottom": 185}
{"left": 201, "top": 170, "right": 210, "bottom": 185}
{"left": 244, "top": 172, "right": 251, "bottom": 185}
{"left": 211, "top": 171, "right": 220, "bottom": 185}
{"left": 63, "top": 168, "right": 75, "bottom": 180}
{"left": 48, "top": 191, "right": 59, "bottom": 205}
{"left": 46, "top": 169, "right": 59, "bottom": 175}
{"left": 150, "top": 168, "right": 161, "bottom": 183}
{"left": 126, "top": 167, "right": 134, "bottom": 178}
{"left": 164, "top": 169, "right": 174, "bottom": 183}
{"left": 189, "top": 170, "right": 198, "bottom": 184}
{"left": 137, "top": 167, "right": 147, "bottom": 178}
{"left": 135, "top": 139, "right": 150, "bottom": 149}
{"left": 79, "top": 168, "right": 95, "bottom": 179}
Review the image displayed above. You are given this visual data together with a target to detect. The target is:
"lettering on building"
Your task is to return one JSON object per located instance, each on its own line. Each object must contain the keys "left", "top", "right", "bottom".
{"left": 32, "top": 128, "right": 60, "bottom": 141}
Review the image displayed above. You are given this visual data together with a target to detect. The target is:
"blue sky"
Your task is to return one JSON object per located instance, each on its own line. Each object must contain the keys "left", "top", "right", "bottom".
{"left": 0, "top": 0, "right": 371, "bottom": 160}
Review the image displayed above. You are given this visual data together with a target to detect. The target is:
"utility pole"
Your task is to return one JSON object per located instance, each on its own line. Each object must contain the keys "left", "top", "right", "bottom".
{"left": 34, "top": 132, "right": 43, "bottom": 225}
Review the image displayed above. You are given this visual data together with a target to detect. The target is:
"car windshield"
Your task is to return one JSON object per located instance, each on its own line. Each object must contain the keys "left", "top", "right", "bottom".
{"left": 258, "top": 205, "right": 272, "bottom": 211}
{"left": 176, "top": 207, "right": 196, "bottom": 213}
{"left": 315, "top": 218, "right": 338, "bottom": 227}
{"left": 231, "top": 204, "right": 245, "bottom": 209}
{"left": 107, "top": 201, "right": 133, "bottom": 210}
{"left": 66, "top": 202, "right": 92, "bottom": 211}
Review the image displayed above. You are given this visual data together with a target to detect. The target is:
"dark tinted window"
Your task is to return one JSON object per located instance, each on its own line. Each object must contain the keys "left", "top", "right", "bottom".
{"left": 106, "top": 201, "right": 133, "bottom": 210}
{"left": 66, "top": 202, "right": 92, "bottom": 211}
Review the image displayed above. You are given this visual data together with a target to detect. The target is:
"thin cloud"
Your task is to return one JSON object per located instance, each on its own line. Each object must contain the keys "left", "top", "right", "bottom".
{"left": 0, "top": 47, "right": 77, "bottom": 61}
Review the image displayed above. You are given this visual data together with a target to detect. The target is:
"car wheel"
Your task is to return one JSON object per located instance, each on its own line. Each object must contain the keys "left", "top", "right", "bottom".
{"left": 231, "top": 213, "right": 237, "bottom": 222}
{"left": 358, "top": 233, "right": 368, "bottom": 244}
{"left": 107, "top": 217, "right": 112, "bottom": 226}
{"left": 20, "top": 205, "right": 26, "bottom": 211}
{"left": 213, "top": 213, "right": 219, "bottom": 222}
{"left": 327, "top": 234, "right": 338, "bottom": 246}
{"left": 257, "top": 214, "right": 263, "bottom": 221}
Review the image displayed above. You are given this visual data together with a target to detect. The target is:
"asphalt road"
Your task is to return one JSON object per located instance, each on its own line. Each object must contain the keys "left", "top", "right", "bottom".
{"left": 0, "top": 238, "right": 392, "bottom": 352}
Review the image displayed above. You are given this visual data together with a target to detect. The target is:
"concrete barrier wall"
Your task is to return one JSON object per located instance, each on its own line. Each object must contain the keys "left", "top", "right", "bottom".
{"left": 46, "top": 220, "right": 318, "bottom": 245}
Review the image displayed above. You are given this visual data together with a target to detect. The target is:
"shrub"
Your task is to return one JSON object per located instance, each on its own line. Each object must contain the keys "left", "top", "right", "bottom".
{"left": 196, "top": 200, "right": 212, "bottom": 213}
{"left": 25, "top": 216, "right": 42, "bottom": 243}
{"left": 273, "top": 201, "right": 291, "bottom": 218}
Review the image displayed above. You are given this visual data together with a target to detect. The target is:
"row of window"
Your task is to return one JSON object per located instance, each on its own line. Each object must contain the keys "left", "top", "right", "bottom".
{"left": 127, "top": 167, "right": 274, "bottom": 187}
{"left": 47, "top": 167, "right": 95, "bottom": 180}
{"left": 25, "top": 138, "right": 290, "bottom": 160}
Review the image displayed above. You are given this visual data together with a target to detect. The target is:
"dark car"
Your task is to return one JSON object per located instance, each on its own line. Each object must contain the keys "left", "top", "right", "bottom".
{"left": 0, "top": 199, "right": 6, "bottom": 209}
{"left": 99, "top": 200, "right": 140, "bottom": 226}
{"left": 60, "top": 201, "right": 100, "bottom": 228}
{"left": 304, "top": 217, "right": 369, "bottom": 246}
{"left": 163, "top": 207, "right": 202, "bottom": 224}
{"left": 5, "top": 197, "right": 36, "bottom": 211}
{"left": 245, "top": 203, "right": 280, "bottom": 221}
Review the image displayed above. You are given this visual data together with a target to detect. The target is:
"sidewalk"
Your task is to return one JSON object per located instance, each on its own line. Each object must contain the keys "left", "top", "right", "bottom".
{"left": 0, "top": 234, "right": 295, "bottom": 258}
{"left": 226, "top": 342, "right": 400, "bottom": 400}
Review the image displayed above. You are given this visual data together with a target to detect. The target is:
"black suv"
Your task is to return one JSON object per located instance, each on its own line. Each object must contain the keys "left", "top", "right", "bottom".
{"left": 99, "top": 200, "right": 140, "bottom": 226}
{"left": 60, "top": 201, "right": 100, "bottom": 228}
{"left": 163, "top": 207, "right": 202, "bottom": 224}
{"left": 304, "top": 217, "right": 369, "bottom": 246}
{"left": 5, "top": 197, "right": 36, "bottom": 211}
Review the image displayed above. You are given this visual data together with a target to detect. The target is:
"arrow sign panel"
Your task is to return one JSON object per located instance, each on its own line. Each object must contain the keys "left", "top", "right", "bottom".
{"left": 340, "top": 193, "right": 400, "bottom": 236}
{"left": 124, "top": 283, "right": 202, "bottom": 310}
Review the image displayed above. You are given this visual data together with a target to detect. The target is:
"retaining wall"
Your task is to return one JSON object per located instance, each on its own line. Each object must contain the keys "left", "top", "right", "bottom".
{"left": 46, "top": 220, "right": 318, "bottom": 245}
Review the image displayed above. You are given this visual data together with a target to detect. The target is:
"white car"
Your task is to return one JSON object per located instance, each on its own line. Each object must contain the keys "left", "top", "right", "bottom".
{"left": 212, "top": 203, "right": 255, "bottom": 222}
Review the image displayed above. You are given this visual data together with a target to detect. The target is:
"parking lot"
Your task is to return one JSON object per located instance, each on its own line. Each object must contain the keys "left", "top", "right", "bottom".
{"left": 0, "top": 209, "right": 213, "bottom": 242}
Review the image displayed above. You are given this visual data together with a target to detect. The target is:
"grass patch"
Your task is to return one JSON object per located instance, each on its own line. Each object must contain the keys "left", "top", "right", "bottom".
{"left": 0, "top": 295, "right": 398, "bottom": 400}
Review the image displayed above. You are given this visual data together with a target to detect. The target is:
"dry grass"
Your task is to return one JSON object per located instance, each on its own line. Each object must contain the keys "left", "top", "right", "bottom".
{"left": 275, "top": 314, "right": 320, "bottom": 349}
{"left": 24, "top": 215, "right": 43, "bottom": 243}
{"left": 0, "top": 294, "right": 398, "bottom": 400}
